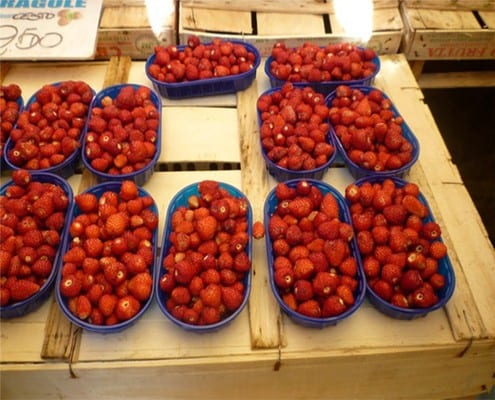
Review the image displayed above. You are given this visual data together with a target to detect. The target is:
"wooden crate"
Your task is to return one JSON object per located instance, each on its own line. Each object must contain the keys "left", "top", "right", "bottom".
{"left": 400, "top": 0, "right": 495, "bottom": 87}
{"left": 178, "top": 0, "right": 403, "bottom": 55}
{"left": 96, "top": 4, "right": 176, "bottom": 59}
{"left": 1, "top": 55, "right": 495, "bottom": 399}
{"left": 400, "top": 0, "right": 495, "bottom": 60}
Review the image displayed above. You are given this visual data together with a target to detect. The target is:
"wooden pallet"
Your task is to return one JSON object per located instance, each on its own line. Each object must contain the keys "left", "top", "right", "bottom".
{"left": 179, "top": 0, "right": 404, "bottom": 55}
{"left": 400, "top": 0, "right": 495, "bottom": 87}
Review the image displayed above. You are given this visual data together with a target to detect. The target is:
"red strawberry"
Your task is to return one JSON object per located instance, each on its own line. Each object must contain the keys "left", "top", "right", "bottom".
{"left": 429, "top": 241, "right": 447, "bottom": 260}
{"left": 59, "top": 274, "right": 82, "bottom": 297}
{"left": 195, "top": 215, "right": 218, "bottom": 241}
{"left": 9, "top": 279, "right": 40, "bottom": 301}
{"left": 75, "top": 193, "right": 98, "bottom": 213}
{"left": 119, "top": 180, "right": 139, "bottom": 201}
{"left": 105, "top": 212, "right": 129, "bottom": 237}
{"left": 115, "top": 295, "right": 141, "bottom": 321}
{"left": 288, "top": 197, "right": 313, "bottom": 218}
{"left": 128, "top": 271, "right": 152, "bottom": 301}
{"left": 411, "top": 285, "right": 438, "bottom": 308}
{"left": 170, "top": 286, "right": 192, "bottom": 305}
{"left": 391, "top": 292, "right": 409, "bottom": 308}
{"left": 380, "top": 263, "right": 402, "bottom": 285}
{"left": 252, "top": 221, "right": 265, "bottom": 239}
{"left": 297, "top": 299, "right": 321, "bottom": 318}
{"left": 0, "top": 287, "right": 10, "bottom": 306}
{"left": 321, "top": 295, "right": 346, "bottom": 317}
{"left": 200, "top": 283, "right": 222, "bottom": 308}
{"left": 63, "top": 246, "right": 86, "bottom": 265}
{"left": 402, "top": 195, "right": 428, "bottom": 219}
{"left": 421, "top": 221, "right": 442, "bottom": 240}
{"left": 312, "top": 271, "right": 339, "bottom": 297}
{"left": 429, "top": 273, "right": 446, "bottom": 290}
{"left": 275, "top": 182, "right": 296, "bottom": 201}
{"left": 274, "top": 267, "right": 294, "bottom": 289}
{"left": 31, "top": 257, "right": 52, "bottom": 278}
{"left": 221, "top": 286, "right": 244, "bottom": 311}
{"left": 339, "top": 256, "right": 358, "bottom": 277}
{"left": 174, "top": 260, "right": 198, "bottom": 284}
{"left": 399, "top": 269, "right": 423, "bottom": 293}
{"left": 293, "top": 279, "right": 314, "bottom": 302}
{"left": 11, "top": 169, "right": 31, "bottom": 187}
{"left": 372, "top": 279, "right": 393, "bottom": 301}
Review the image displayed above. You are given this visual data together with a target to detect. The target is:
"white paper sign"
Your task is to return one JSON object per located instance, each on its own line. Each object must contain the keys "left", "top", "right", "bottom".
{"left": 0, "top": 0, "right": 103, "bottom": 60}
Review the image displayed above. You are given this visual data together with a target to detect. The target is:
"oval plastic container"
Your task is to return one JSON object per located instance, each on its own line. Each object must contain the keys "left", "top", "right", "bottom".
{"left": 264, "top": 48, "right": 381, "bottom": 96}
{"left": 353, "top": 175, "right": 456, "bottom": 320}
{"left": 0, "top": 172, "right": 74, "bottom": 319}
{"left": 156, "top": 181, "right": 253, "bottom": 333}
{"left": 264, "top": 179, "right": 366, "bottom": 328}
{"left": 257, "top": 87, "right": 337, "bottom": 182}
{"left": 145, "top": 41, "right": 261, "bottom": 99}
{"left": 81, "top": 84, "right": 162, "bottom": 186}
{"left": 326, "top": 85, "right": 420, "bottom": 179}
{"left": 55, "top": 181, "right": 158, "bottom": 333}
{"left": 4, "top": 82, "right": 95, "bottom": 179}
{"left": 0, "top": 95, "right": 23, "bottom": 171}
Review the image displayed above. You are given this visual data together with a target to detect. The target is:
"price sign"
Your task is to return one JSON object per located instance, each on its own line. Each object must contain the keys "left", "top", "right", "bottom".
{"left": 0, "top": 0, "right": 103, "bottom": 60}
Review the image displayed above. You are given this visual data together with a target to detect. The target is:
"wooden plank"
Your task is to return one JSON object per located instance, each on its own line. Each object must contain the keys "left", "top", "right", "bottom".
{"left": 418, "top": 70, "right": 495, "bottom": 88}
{"left": 257, "top": 13, "right": 325, "bottom": 36}
{"left": 100, "top": 6, "right": 151, "bottom": 28}
{"left": 480, "top": 10, "right": 495, "bottom": 28}
{"left": 403, "top": 0, "right": 495, "bottom": 11}
{"left": 237, "top": 78, "right": 283, "bottom": 349}
{"left": 407, "top": 8, "right": 481, "bottom": 29}
{"left": 41, "top": 57, "right": 132, "bottom": 361}
{"left": 181, "top": 7, "right": 252, "bottom": 34}
{"left": 180, "top": 0, "right": 400, "bottom": 14}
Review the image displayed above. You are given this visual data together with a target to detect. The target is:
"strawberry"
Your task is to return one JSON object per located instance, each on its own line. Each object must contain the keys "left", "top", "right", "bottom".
{"left": 200, "top": 283, "right": 222, "bottom": 308}
{"left": 252, "top": 221, "right": 265, "bottom": 239}
{"left": 195, "top": 216, "right": 217, "bottom": 241}
{"left": 380, "top": 263, "right": 402, "bottom": 285}
{"left": 297, "top": 299, "right": 321, "bottom": 318}
{"left": 288, "top": 197, "right": 313, "bottom": 219}
{"left": 429, "top": 273, "right": 446, "bottom": 291}
{"left": 128, "top": 272, "right": 152, "bottom": 301}
{"left": 11, "top": 169, "right": 31, "bottom": 187}
{"left": 339, "top": 257, "right": 358, "bottom": 277}
{"left": 75, "top": 193, "right": 98, "bottom": 213}
{"left": 174, "top": 260, "right": 198, "bottom": 284}
{"left": 411, "top": 285, "right": 438, "bottom": 308}
{"left": 399, "top": 269, "right": 423, "bottom": 293}
{"left": 200, "top": 306, "right": 221, "bottom": 325}
{"left": 428, "top": 241, "right": 447, "bottom": 260}
{"left": 119, "top": 180, "right": 139, "bottom": 201}
{"left": 105, "top": 212, "right": 129, "bottom": 237}
{"left": 274, "top": 267, "right": 294, "bottom": 289}
{"left": 63, "top": 246, "right": 86, "bottom": 265}
{"left": 321, "top": 295, "right": 346, "bottom": 317}
{"left": 31, "top": 257, "right": 52, "bottom": 278}
{"left": 372, "top": 279, "right": 393, "bottom": 301}
{"left": 275, "top": 182, "right": 296, "bottom": 201}
{"left": 221, "top": 286, "right": 244, "bottom": 311}
{"left": 390, "top": 293, "right": 409, "bottom": 308}
{"left": 75, "top": 294, "right": 92, "bottom": 320}
{"left": 9, "top": 279, "right": 40, "bottom": 301}
{"left": 421, "top": 221, "right": 442, "bottom": 240}
{"left": 58, "top": 274, "right": 81, "bottom": 298}
{"left": 115, "top": 295, "right": 141, "bottom": 321}
{"left": 0, "top": 287, "right": 10, "bottom": 306}
{"left": 402, "top": 195, "right": 429, "bottom": 219}
{"left": 336, "top": 284, "right": 355, "bottom": 306}
{"left": 312, "top": 271, "right": 339, "bottom": 297}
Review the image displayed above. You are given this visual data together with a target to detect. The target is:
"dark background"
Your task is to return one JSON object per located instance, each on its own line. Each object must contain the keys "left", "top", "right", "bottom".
{"left": 421, "top": 62, "right": 495, "bottom": 247}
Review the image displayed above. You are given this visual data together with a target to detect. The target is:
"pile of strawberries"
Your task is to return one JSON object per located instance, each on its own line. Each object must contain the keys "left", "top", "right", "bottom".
{"left": 1, "top": 84, "right": 23, "bottom": 161}
{"left": 58, "top": 180, "right": 158, "bottom": 325}
{"left": 147, "top": 36, "right": 258, "bottom": 83}
{"left": 345, "top": 178, "right": 448, "bottom": 309}
{"left": 0, "top": 170, "right": 71, "bottom": 307}
{"left": 328, "top": 85, "right": 416, "bottom": 173}
{"left": 257, "top": 83, "right": 335, "bottom": 172}
{"left": 267, "top": 180, "right": 362, "bottom": 319}
{"left": 159, "top": 180, "right": 251, "bottom": 327}
{"left": 268, "top": 42, "right": 377, "bottom": 83}
{"left": 83, "top": 85, "right": 159, "bottom": 176}
{"left": 6, "top": 80, "right": 93, "bottom": 171}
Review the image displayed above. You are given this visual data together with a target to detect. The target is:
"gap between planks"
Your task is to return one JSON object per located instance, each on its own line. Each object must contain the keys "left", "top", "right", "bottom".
{"left": 40, "top": 57, "right": 132, "bottom": 362}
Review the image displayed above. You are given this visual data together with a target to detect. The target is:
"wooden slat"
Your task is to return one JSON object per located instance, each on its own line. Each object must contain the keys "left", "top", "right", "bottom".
{"left": 403, "top": 0, "right": 495, "bottom": 11}
{"left": 407, "top": 8, "right": 482, "bottom": 29}
{"left": 479, "top": 10, "right": 495, "bottom": 27}
{"left": 418, "top": 70, "right": 495, "bottom": 88}
{"left": 257, "top": 13, "right": 325, "bottom": 36}
{"left": 0, "top": 63, "right": 11, "bottom": 84}
{"left": 180, "top": 0, "right": 399, "bottom": 14}
{"left": 40, "top": 57, "right": 132, "bottom": 361}
{"left": 237, "top": 80, "right": 283, "bottom": 349}
{"left": 181, "top": 7, "right": 252, "bottom": 33}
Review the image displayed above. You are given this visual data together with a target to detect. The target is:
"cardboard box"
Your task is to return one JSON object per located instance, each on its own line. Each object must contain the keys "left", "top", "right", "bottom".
{"left": 96, "top": 5, "right": 176, "bottom": 59}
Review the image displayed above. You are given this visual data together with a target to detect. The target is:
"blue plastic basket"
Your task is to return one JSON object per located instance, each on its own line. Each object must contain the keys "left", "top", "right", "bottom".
{"left": 81, "top": 84, "right": 162, "bottom": 186}
{"left": 156, "top": 181, "right": 253, "bottom": 333}
{"left": 55, "top": 181, "right": 158, "bottom": 333}
{"left": 264, "top": 48, "right": 381, "bottom": 96}
{"left": 326, "top": 85, "right": 420, "bottom": 179}
{"left": 4, "top": 82, "right": 95, "bottom": 179}
{"left": 264, "top": 179, "right": 366, "bottom": 328}
{"left": 0, "top": 172, "right": 74, "bottom": 319}
{"left": 0, "top": 95, "right": 23, "bottom": 171}
{"left": 257, "top": 86, "right": 337, "bottom": 182}
{"left": 145, "top": 41, "right": 261, "bottom": 99}
{"left": 352, "top": 176, "right": 456, "bottom": 320}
